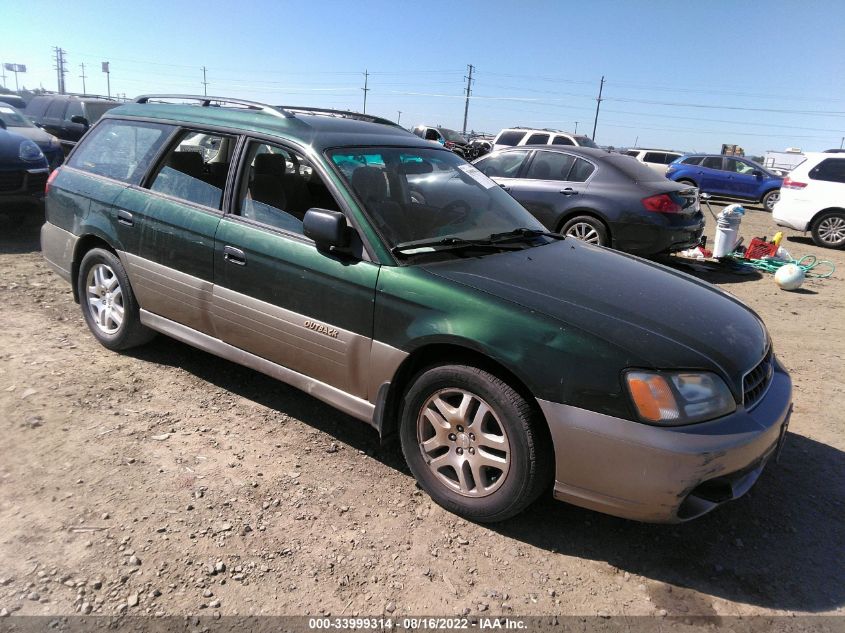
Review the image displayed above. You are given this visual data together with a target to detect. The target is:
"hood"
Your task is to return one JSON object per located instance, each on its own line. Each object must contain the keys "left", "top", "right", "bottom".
{"left": 6, "top": 124, "right": 55, "bottom": 148}
{"left": 421, "top": 239, "right": 768, "bottom": 391}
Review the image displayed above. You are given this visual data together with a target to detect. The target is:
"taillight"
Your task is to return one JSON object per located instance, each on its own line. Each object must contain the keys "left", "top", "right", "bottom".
{"left": 782, "top": 177, "right": 807, "bottom": 189}
{"left": 642, "top": 193, "right": 682, "bottom": 213}
{"left": 45, "top": 167, "right": 60, "bottom": 195}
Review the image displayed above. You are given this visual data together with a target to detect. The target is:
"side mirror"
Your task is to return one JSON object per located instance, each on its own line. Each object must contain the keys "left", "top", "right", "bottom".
{"left": 752, "top": 169, "right": 762, "bottom": 177}
{"left": 303, "top": 208, "right": 350, "bottom": 250}
{"left": 70, "top": 115, "right": 89, "bottom": 127}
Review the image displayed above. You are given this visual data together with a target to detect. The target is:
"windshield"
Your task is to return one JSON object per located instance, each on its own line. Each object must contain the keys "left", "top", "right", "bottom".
{"left": 574, "top": 135, "right": 599, "bottom": 148}
{"left": 328, "top": 147, "right": 545, "bottom": 252}
{"left": 0, "top": 104, "right": 34, "bottom": 128}
{"left": 440, "top": 128, "right": 467, "bottom": 143}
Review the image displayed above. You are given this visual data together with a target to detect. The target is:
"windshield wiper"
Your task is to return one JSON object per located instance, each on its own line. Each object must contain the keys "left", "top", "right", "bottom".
{"left": 391, "top": 236, "right": 525, "bottom": 258}
{"left": 487, "top": 228, "right": 565, "bottom": 243}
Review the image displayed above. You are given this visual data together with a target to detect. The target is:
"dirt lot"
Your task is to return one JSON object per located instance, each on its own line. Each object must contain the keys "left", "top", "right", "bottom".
{"left": 0, "top": 199, "right": 843, "bottom": 619}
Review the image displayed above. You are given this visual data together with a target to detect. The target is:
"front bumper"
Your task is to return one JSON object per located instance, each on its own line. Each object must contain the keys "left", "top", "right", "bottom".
{"left": 0, "top": 167, "right": 49, "bottom": 204}
{"left": 537, "top": 361, "right": 792, "bottom": 523}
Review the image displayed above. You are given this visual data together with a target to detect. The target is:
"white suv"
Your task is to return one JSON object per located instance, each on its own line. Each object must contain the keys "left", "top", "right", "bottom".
{"left": 492, "top": 127, "right": 599, "bottom": 152}
{"left": 773, "top": 152, "right": 845, "bottom": 249}
{"left": 622, "top": 149, "right": 682, "bottom": 176}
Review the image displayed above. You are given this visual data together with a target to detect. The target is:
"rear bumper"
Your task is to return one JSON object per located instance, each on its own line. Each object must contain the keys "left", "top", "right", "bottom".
{"left": 537, "top": 362, "right": 792, "bottom": 523}
{"left": 41, "top": 221, "right": 78, "bottom": 283}
{"left": 612, "top": 212, "right": 705, "bottom": 256}
{"left": 773, "top": 201, "right": 812, "bottom": 232}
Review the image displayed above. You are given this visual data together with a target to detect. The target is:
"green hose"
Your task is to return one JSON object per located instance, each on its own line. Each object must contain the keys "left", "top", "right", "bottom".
{"left": 729, "top": 253, "right": 835, "bottom": 278}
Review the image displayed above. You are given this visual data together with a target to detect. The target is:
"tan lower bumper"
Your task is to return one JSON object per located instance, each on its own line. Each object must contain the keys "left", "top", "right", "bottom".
{"left": 538, "top": 367, "right": 792, "bottom": 523}
{"left": 40, "top": 222, "right": 77, "bottom": 283}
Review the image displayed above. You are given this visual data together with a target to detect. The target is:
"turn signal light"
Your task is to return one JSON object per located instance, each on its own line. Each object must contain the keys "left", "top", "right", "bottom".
{"left": 782, "top": 177, "right": 807, "bottom": 189}
{"left": 626, "top": 373, "right": 679, "bottom": 422}
{"left": 642, "top": 193, "right": 682, "bottom": 213}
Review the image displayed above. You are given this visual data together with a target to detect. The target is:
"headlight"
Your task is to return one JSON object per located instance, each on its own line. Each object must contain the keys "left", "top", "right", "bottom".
{"left": 625, "top": 370, "right": 735, "bottom": 425}
{"left": 19, "top": 139, "right": 45, "bottom": 162}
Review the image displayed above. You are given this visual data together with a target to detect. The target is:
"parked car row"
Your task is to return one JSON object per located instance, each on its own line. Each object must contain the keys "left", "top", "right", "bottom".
{"left": 40, "top": 94, "right": 792, "bottom": 525}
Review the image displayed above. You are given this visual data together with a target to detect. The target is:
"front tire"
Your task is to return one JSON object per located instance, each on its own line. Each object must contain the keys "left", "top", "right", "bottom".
{"left": 400, "top": 364, "right": 551, "bottom": 523}
{"left": 811, "top": 211, "right": 845, "bottom": 249}
{"left": 762, "top": 189, "right": 780, "bottom": 212}
{"left": 560, "top": 215, "right": 608, "bottom": 246}
{"left": 77, "top": 248, "right": 154, "bottom": 351}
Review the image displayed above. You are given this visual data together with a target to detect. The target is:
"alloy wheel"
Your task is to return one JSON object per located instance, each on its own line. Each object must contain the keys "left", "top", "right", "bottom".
{"left": 765, "top": 191, "right": 780, "bottom": 211}
{"left": 86, "top": 263, "right": 124, "bottom": 335}
{"left": 565, "top": 222, "right": 601, "bottom": 244}
{"left": 818, "top": 215, "right": 845, "bottom": 245}
{"left": 416, "top": 389, "right": 511, "bottom": 498}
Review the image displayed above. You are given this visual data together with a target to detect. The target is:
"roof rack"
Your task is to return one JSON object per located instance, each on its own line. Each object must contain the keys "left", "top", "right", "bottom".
{"left": 278, "top": 105, "right": 400, "bottom": 128}
{"left": 135, "top": 94, "right": 294, "bottom": 119}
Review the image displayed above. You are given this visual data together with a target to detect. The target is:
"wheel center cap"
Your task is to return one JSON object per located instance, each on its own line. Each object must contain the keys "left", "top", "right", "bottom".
{"left": 456, "top": 433, "right": 470, "bottom": 449}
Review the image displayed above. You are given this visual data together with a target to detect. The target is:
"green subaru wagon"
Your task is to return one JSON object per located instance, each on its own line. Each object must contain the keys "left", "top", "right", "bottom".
{"left": 41, "top": 95, "right": 792, "bottom": 523}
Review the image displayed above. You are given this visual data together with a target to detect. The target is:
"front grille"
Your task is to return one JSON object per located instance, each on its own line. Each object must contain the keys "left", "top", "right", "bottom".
{"left": 0, "top": 170, "right": 24, "bottom": 192}
{"left": 743, "top": 347, "right": 774, "bottom": 409}
{"left": 26, "top": 171, "right": 48, "bottom": 194}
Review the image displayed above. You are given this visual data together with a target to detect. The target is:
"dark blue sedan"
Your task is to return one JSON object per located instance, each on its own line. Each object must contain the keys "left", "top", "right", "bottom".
{"left": 666, "top": 154, "right": 782, "bottom": 211}
{"left": 0, "top": 125, "right": 50, "bottom": 207}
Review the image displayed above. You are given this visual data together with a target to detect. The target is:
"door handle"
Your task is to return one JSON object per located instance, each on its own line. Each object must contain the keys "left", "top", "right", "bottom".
{"left": 117, "top": 209, "right": 134, "bottom": 226}
{"left": 559, "top": 188, "right": 579, "bottom": 195}
{"left": 223, "top": 245, "right": 246, "bottom": 266}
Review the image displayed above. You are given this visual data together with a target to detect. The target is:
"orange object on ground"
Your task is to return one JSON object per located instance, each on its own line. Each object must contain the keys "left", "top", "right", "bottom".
{"left": 744, "top": 237, "right": 778, "bottom": 259}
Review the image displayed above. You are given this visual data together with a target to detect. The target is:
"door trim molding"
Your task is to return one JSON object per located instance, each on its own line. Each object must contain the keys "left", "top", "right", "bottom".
{"left": 139, "top": 309, "right": 377, "bottom": 425}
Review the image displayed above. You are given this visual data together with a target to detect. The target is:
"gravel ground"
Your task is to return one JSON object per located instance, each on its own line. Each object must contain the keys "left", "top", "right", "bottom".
{"left": 0, "top": 199, "right": 843, "bottom": 619}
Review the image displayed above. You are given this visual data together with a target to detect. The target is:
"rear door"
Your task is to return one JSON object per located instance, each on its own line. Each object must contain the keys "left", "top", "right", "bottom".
{"left": 505, "top": 149, "right": 587, "bottom": 230}
{"left": 40, "top": 99, "right": 68, "bottom": 145}
{"left": 210, "top": 138, "right": 380, "bottom": 399}
{"left": 113, "top": 127, "right": 235, "bottom": 334}
{"left": 699, "top": 156, "right": 727, "bottom": 194}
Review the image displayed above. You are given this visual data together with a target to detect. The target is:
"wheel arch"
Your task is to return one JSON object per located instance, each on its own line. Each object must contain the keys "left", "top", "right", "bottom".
{"left": 809, "top": 206, "right": 845, "bottom": 228}
{"left": 71, "top": 234, "right": 119, "bottom": 303}
{"left": 555, "top": 208, "right": 612, "bottom": 241}
{"left": 376, "top": 342, "right": 549, "bottom": 444}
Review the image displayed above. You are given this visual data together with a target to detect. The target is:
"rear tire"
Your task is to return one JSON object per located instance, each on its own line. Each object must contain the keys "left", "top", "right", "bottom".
{"left": 811, "top": 211, "right": 845, "bottom": 249}
{"left": 560, "top": 215, "right": 608, "bottom": 246}
{"left": 762, "top": 189, "right": 780, "bottom": 212}
{"left": 77, "top": 248, "right": 155, "bottom": 351}
{"left": 399, "top": 364, "right": 551, "bottom": 523}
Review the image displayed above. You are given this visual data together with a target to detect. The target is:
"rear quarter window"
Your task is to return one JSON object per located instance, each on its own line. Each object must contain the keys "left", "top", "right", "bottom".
{"left": 68, "top": 119, "right": 174, "bottom": 184}
{"left": 809, "top": 158, "right": 845, "bottom": 184}
{"left": 681, "top": 156, "right": 703, "bottom": 165}
{"left": 606, "top": 154, "right": 665, "bottom": 181}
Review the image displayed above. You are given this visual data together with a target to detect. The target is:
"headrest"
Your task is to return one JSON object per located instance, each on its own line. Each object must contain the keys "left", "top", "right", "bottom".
{"left": 254, "top": 153, "right": 287, "bottom": 177}
{"left": 168, "top": 151, "right": 204, "bottom": 175}
{"left": 351, "top": 166, "right": 388, "bottom": 201}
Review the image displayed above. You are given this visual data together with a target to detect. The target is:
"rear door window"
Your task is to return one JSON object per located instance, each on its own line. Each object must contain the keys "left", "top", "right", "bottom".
{"left": 147, "top": 130, "right": 236, "bottom": 209}
{"left": 525, "top": 133, "right": 550, "bottom": 145}
{"left": 552, "top": 136, "right": 575, "bottom": 146}
{"left": 495, "top": 131, "right": 525, "bottom": 147}
{"left": 809, "top": 158, "right": 845, "bottom": 183}
{"left": 702, "top": 157, "right": 724, "bottom": 170}
{"left": 525, "top": 151, "right": 576, "bottom": 181}
{"left": 44, "top": 100, "right": 67, "bottom": 119}
{"left": 682, "top": 156, "right": 703, "bottom": 165}
{"left": 643, "top": 152, "right": 666, "bottom": 164}
{"left": 68, "top": 119, "right": 174, "bottom": 184}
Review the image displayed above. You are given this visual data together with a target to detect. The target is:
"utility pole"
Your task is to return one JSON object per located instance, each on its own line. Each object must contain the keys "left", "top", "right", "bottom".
{"left": 79, "top": 62, "right": 87, "bottom": 94}
{"left": 574, "top": 121, "right": 578, "bottom": 134}
{"left": 591, "top": 75, "right": 605, "bottom": 141}
{"left": 397, "top": 110, "right": 402, "bottom": 124}
{"left": 102, "top": 61, "right": 111, "bottom": 98}
{"left": 202, "top": 66, "right": 208, "bottom": 96}
{"left": 361, "top": 70, "right": 370, "bottom": 114}
{"left": 840, "top": 136, "right": 844, "bottom": 150}
{"left": 54, "top": 47, "right": 68, "bottom": 94}
{"left": 462, "top": 63, "right": 474, "bottom": 135}
{"left": 0, "top": 65, "right": 7, "bottom": 89}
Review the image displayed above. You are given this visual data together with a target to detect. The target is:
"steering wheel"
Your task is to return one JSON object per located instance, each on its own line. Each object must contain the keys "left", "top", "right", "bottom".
{"left": 439, "top": 199, "right": 471, "bottom": 228}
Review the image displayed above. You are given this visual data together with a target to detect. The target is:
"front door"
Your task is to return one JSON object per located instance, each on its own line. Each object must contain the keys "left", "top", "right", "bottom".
{"left": 211, "top": 140, "right": 379, "bottom": 399}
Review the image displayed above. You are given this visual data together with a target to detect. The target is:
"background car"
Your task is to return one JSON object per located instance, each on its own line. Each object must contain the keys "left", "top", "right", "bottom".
{"left": 666, "top": 154, "right": 782, "bottom": 211}
{"left": 773, "top": 152, "right": 845, "bottom": 249}
{"left": 24, "top": 94, "right": 120, "bottom": 154}
{"left": 0, "top": 94, "right": 27, "bottom": 110}
{"left": 474, "top": 146, "right": 704, "bottom": 256}
{"left": 0, "top": 102, "right": 63, "bottom": 170}
{"left": 0, "top": 125, "right": 49, "bottom": 206}
{"left": 492, "top": 127, "right": 599, "bottom": 152}
{"left": 411, "top": 125, "right": 469, "bottom": 158}
{"left": 622, "top": 148, "right": 682, "bottom": 175}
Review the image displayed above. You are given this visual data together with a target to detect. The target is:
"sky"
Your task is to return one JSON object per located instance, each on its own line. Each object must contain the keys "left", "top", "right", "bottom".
{"left": 2, "top": 0, "right": 844, "bottom": 155}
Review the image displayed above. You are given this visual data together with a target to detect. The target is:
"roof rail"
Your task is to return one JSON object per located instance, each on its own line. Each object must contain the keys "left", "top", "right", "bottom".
{"left": 278, "top": 105, "right": 400, "bottom": 128}
{"left": 135, "top": 94, "right": 294, "bottom": 119}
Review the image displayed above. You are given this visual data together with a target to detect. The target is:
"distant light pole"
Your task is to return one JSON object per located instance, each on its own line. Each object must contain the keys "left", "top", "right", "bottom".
{"left": 397, "top": 110, "right": 402, "bottom": 124}
{"left": 5, "top": 63, "right": 26, "bottom": 93}
{"left": 574, "top": 121, "right": 578, "bottom": 134}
